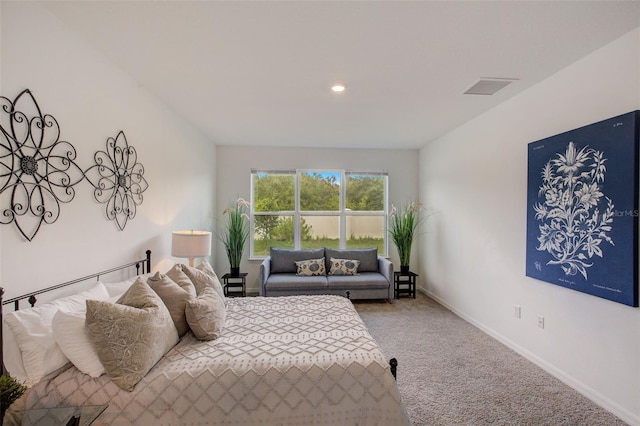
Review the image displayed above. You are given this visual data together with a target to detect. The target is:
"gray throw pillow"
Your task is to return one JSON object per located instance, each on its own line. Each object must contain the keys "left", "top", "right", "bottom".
{"left": 270, "top": 248, "right": 325, "bottom": 273}
{"left": 85, "top": 277, "right": 179, "bottom": 391}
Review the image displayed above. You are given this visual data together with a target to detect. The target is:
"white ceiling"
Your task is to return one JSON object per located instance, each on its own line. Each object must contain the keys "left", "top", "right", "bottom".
{"left": 40, "top": 0, "right": 640, "bottom": 150}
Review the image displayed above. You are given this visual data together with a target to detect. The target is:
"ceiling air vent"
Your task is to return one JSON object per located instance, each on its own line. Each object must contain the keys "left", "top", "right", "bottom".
{"left": 464, "top": 78, "right": 517, "bottom": 95}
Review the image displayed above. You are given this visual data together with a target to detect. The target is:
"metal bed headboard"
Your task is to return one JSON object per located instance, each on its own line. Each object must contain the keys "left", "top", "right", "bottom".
{"left": 0, "top": 249, "right": 151, "bottom": 375}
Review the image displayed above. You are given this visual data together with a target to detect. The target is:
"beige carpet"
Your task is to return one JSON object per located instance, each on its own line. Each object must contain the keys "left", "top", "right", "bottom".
{"left": 353, "top": 293, "right": 628, "bottom": 426}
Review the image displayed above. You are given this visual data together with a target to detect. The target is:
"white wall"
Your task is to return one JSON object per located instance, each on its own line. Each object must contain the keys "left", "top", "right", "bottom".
{"left": 216, "top": 145, "right": 419, "bottom": 292}
{"left": 0, "top": 3, "right": 216, "bottom": 301}
{"left": 419, "top": 28, "right": 640, "bottom": 424}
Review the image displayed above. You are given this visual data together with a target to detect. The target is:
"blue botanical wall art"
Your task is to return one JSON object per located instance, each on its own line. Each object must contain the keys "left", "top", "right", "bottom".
{"left": 526, "top": 111, "right": 639, "bottom": 307}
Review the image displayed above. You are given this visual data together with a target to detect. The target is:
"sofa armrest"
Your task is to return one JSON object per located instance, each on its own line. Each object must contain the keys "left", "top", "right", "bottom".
{"left": 378, "top": 256, "right": 394, "bottom": 299}
{"left": 259, "top": 257, "right": 271, "bottom": 296}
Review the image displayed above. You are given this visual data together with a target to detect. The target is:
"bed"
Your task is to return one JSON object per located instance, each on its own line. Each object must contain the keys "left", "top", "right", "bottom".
{"left": 1, "top": 251, "right": 409, "bottom": 425}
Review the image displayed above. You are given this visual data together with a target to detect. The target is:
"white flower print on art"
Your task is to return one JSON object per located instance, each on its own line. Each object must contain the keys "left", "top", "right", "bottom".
{"left": 533, "top": 141, "right": 614, "bottom": 280}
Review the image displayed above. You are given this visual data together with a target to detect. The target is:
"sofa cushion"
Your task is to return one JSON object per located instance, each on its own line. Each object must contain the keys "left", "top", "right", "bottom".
{"left": 327, "top": 272, "right": 390, "bottom": 289}
{"left": 270, "top": 248, "right": 325, "bottom": 274}
{"left": 325, "top": 248, "right": 378, "bottom": 272}
{"left": 265, "top": 273, "right": 328, "bottom": 290}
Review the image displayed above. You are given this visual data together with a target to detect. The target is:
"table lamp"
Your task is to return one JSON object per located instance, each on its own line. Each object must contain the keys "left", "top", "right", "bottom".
{"left": 171, "top": 230, "right": 212, "bottom": 267}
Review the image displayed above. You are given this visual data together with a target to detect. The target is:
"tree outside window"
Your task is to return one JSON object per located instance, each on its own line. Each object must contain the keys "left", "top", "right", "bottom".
{"left": 251, "top": 170, "right": 387, "bottom": 257}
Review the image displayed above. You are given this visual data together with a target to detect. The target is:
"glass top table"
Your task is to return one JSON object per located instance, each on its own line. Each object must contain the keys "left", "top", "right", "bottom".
{"left": 21, "top": 405, "right": 108, "bottom": 426}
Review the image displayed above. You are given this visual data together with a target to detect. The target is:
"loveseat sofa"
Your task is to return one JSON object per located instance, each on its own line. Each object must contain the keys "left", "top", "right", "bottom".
{"left": 259, "top": 247, "right": 393, "bottom": 301}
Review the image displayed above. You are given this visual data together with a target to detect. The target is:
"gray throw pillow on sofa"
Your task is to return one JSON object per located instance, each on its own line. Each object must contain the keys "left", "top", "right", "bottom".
{"left": 270, "top": 248, "right": 325, "bottom": 273}
{"left": 325, "top": 248, "right": 378, "bottom": 272}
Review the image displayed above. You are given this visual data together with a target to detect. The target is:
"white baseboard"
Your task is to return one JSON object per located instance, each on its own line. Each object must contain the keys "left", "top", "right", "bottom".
{"left": 418, "top": 286, "right": 640, "bottom": 426}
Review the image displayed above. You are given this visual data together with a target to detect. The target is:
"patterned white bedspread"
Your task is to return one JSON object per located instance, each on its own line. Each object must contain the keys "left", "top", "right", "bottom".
{"left": 22, "top": 295, "right": 410, "bottom": 425}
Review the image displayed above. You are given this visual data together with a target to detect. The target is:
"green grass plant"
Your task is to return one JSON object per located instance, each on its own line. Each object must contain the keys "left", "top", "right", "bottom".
{"left": 388, "top": 201, "right": 424, "bottom": 267}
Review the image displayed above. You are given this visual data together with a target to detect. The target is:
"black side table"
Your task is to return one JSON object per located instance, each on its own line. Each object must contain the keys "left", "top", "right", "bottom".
{"left": 222, "top": 273, "right": 247, "bottom": 297}
{"left": 394, "top": 271, "right": 417, "bottom": 299}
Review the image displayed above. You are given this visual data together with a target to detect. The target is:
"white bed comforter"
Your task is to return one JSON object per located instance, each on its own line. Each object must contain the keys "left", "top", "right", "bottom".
{"left": 23, "top": 295, "right": 410, "bottom": 425}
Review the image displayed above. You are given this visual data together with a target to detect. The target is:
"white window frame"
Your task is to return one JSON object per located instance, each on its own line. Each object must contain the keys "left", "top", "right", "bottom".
{"left": 250, "top": 169, "right": 388, "bottom": 258}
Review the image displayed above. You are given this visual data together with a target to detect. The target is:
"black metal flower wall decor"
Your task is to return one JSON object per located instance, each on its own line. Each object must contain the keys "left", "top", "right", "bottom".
{"left": 85, "top": 131, "right": 149, "bottom": 231}
{"left": 0, "top": 89, "right": 149, "bottom": 240}
{"left": 0, "top": 89, "right": 85, "bottom": 241}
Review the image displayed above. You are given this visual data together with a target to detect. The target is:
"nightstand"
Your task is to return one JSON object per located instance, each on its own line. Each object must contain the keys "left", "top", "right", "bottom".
{"left": 221, "top": 273, "right": 247, "bottom": 297}
{"left": 394, "top": 271, "right": 417, "bottom": 299}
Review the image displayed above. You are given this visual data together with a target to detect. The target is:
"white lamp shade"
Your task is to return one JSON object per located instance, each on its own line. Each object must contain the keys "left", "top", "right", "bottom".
{"left": 171, "top": 230, "right": 212, "bottom": 259}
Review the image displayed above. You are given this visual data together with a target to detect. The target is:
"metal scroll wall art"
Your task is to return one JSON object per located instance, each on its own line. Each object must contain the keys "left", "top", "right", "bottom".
{"left": 85, "top": 131, "right": 149, "bottom": 232}
{"left": 0, "top": 89, "right": 149, "bottom": 241}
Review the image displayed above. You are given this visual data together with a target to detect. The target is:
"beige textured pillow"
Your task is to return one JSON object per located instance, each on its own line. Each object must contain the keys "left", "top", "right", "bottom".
{"left": 147, "top": 271, "right": 195, "bottom": 337}
{"left": 182, "top": 261, "right": 225, "bottom": 301}
{"left": 86, "top": 278, "right": 179, "bottom": 391}
{"left": 185, "top": 285, "right": 226, "bottom": 340}
{"left": 165, "top": 264, "right": 197, "bottom": 297}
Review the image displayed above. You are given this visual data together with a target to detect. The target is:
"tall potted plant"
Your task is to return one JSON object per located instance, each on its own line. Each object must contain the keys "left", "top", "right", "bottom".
{"left": 219, "top": 198, "right": 250, "bottom": 276}
{"left": 389, "top": 201, "right": 424, "bottom": 274}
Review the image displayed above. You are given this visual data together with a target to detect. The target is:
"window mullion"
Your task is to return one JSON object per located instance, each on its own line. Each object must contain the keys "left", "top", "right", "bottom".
{"left": 340, "top": 170, "right": 346, "bottom": 249}
{"left": 294, "top": 171, "right": 301, "bottom": 249}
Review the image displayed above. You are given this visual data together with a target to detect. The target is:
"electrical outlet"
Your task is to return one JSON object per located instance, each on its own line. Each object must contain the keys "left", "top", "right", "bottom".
{"left": 537, "top": 315, "right": 545, "bottom": 329}
{"left": 514, "top": 305, "right": 521, "bottom": 319}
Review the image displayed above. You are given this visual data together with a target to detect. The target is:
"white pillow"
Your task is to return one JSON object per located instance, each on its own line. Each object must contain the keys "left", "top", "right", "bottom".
{"left": 52, "top": 310, "right": 105, "bottom": 378}
{"left": 103, "top": 272, "right": 153, "bottom": 298}
{"left": 4, "top": 282, "right": 110, "bottom": 385}
{"left": 2, "top": 320, "right": 29, "bottom": 383}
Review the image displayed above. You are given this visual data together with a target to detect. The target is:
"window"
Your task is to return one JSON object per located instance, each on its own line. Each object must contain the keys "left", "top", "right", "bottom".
{"left": 251, "top": 169, "right": 388, "bottom": 257}
{"left": 345, "top": 172, "right": 386, "bottom": 250}
{"left": 252, "top": 171, "right": 295, "bottom": 254}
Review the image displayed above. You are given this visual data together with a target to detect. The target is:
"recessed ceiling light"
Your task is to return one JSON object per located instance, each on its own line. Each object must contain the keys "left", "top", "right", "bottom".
{"left": 331, "top": 83, "right": 346, "bottom": 93}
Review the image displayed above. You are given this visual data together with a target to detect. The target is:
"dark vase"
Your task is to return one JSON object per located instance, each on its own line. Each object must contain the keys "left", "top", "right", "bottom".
{"left": 230, "top": 267, "right": 240, "bottom": 277}
{"left": 400, "top": 265, "right": 410, "bottom": 274}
